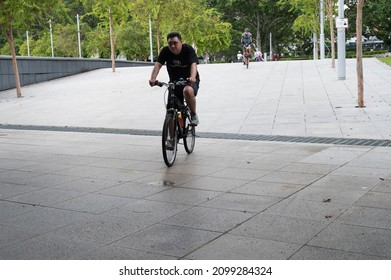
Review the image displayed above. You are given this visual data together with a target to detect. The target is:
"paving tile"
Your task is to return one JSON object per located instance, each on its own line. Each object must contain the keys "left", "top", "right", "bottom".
{"left": 52, "top": 177, "right": 123, "bottom": 193}
{"left": 0, "top": 225, "right": 38, "bottom": 249}
{"left": 291, "top": 185, "right": 367, "bottom": 205}
{"left": 308, "top": 223, "right": 391, "bottom": 258}
{"left": 179, "top": 177, "right": 249, "bottom": 192}
{"left": 354, "top": 192, "right": 391, "bottom": 210}
{"left": 0, "top": 207, "right": 94, "bottom": 234}
{"left": 78, "top": 244, "right": 177, "bottom": 260}
{"left": 54, "top": 193, "right": 132, "bottom": 214}
{"left": 13, "top": 173, "right": 81, "bottom": 187}
{"left": 7, "top": 188, "right": 85, "bottom": 206}
{"left": 161, "top": 206, "right": 254, "bottom": 232}
{"left": 186, "top": 234, "right": 301, "bottom": 260}
{"left": 279, "top": 162, "right": 338, "bottom": 174}
{"left": 146, "top": 188, "right": 222, "bottom": 206}
{"left": 231, "top": 213, "right": 328, "bottom": 244}
{"left": 258, "top": 171, "right": 323, "bottom": 185}
{"left": 104, "top": 199, "right": 191, "bottom": 227}
{"left": 265, "top": 197, "right": 348, "bottom": 221}
{"left": 233, "top": 159, "right": 289, "bottom": 171}
{"left": 337, "top": 206, "right": 391, "bottom": 230}
{"left": 134, "top": 173, "right": 200, "bottom": 187}
{"left": 98, "top": 181, "right": 167, "bottom": 198}
{"left": 0, "top": 200, "right": 39, "bottom": 221}
{"left": 49, "top": 215, "right": 143, "bottom": 244}
{"left": 0, "top": 233, "right": 102, "bottom": 260}
{"left": 0, "top": 182, "right": 41, "bottom": 199}
{"left": 232, "top": 181, "right": 306, "bottom": 198}
{"left": 290, "top": 245, "right": 384, "bottom": 260}
{"left": 372, "top": 179, "right": 391, "bottom": 193}
{"left": 0, "top": 170, "right": 43, "bottom": 184}
{"left": 209, "top": 167, "right": 270, "bottom": 181}
{"left": 312, "top": 175, "right": 380, "bottom": 191}
{"left": 200, "top": 192, "right": 281, "bottom": 213}
{"left": 114, "top": 224, "right": 221, "bottom": 258}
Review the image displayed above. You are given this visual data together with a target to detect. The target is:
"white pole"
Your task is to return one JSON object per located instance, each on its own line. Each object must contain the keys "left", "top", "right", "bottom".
{"left": 320, "top": 0, "right": 325, "bottom": 59}
{"left": 49, "top": 20, "right": 54, "bottom": 57}
{"left": 77, "top": 14, "right": 82, "bottom": 58}
{"left": 269, "top": 33, "right": 272, "bottom": 61}
{"left": 337, "top": 0, "right": 346, "bottom": 80}
{"left": 26, "top": 31, "right": 30, "bottom": 57}
{"left": 149, "top": 13, "right": 153, "bottom": 63}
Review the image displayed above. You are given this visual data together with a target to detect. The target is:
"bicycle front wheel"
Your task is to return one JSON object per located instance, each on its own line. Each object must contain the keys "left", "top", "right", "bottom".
{"left": 184, "top": 121, "right": 196, "bottom": 154}
{"left": 162, "top": 113, "right": 178, "bottom": 167}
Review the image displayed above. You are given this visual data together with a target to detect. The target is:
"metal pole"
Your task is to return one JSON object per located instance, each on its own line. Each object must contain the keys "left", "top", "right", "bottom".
{"left": 149, "top": 13, "right": 153, "bottom": 63}
{"left": 77, "top": 14, "right": 82, "bottom": 58}
{"left": 269, "top": 32, "right": 272, "bottom": 61}
{"left": 26, "top": 31, "right": 30, "bottom": 57}
{"left": 320, "top": 0, "right": 325, "bottom": 59}
{"left": 337, "top": 0, "right": 346, "bottom": 80}
{"left": 49, "top": 20, "right": 54, "bottom": 57}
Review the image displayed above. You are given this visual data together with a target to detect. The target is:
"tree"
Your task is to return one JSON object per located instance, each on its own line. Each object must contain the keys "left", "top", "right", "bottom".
{"left": 129, "top": 0, "right": 232, "bottom": 59}
{"left": 285, "top": 0, "right": 320, "bottom": 59}
{"left": 325, "top": 0, "right": 336, "bottom": 68}
{"left": 0, "top": 0, "right": 61, "bottom": 97}
{"left": 357, "top": 0, "right": 364, "bottom": 108}
{"left": 83, "top": 0, "right": 129, "bottom": 71}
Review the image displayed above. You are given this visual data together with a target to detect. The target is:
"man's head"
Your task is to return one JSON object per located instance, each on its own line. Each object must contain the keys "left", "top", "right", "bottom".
{"left": 244, "top": 28, "right": 250, "bottom": 33}
{"left": 167, "top": 32, "right": 183, "bottom": 55}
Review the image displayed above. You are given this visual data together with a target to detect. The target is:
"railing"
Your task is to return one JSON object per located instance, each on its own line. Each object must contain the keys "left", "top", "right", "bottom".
{"left": 0, "top": 56, "right": 153, "bottom": 91}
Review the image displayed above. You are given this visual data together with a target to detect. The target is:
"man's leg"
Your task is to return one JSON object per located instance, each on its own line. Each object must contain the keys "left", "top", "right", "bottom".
{"left": 183, "top": 85, "right": 199, "bottom": 125}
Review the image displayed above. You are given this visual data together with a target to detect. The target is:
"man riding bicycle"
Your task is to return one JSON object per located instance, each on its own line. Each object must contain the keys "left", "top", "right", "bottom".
{"left": 149, "top": 32, "right": 200, "bottom": 125}
{"left": 241, "top": 28, "right": 253, "bottom": 65}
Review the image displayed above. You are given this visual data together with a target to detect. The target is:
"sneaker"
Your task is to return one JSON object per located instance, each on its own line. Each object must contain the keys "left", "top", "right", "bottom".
{"left": 191, "top": 114, "right": 199, "bottom": 125}
{"left": 166, "top": 139, "right": 175, "bottom": 150}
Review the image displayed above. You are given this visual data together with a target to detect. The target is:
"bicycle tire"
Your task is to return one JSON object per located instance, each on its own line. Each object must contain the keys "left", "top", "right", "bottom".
{"left": 162, "top": 113, "right": 177, "bottom": 167}
{"left": 183, "top": 114, "right": 196, "bottom": 154}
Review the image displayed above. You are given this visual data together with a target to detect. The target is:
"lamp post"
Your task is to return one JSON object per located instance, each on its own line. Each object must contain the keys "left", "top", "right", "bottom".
{"left": 320, "top": 0, "right": 325, "bottom": 60}
{"left": 49, "top": 20, "right": 54, "bottom": 57}
{"left": 149, "top": 12, "right": 153, "bottom": 63}
{"left": 26, "top": 31, "right": 30, "bottom": 57}
{"left": 77, "top": 14, "right": 82, "bottom": 58}
{"left": 337, "top": 0, "right": 346, "bottom": 80}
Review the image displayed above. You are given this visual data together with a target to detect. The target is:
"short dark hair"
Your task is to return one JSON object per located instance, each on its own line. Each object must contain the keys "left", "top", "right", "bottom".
{"left": 167, "top": 32, "right": 182, "bottom": 41}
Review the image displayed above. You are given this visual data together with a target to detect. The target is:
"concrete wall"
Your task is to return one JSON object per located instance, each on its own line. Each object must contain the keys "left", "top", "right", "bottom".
{"left": 0, "top": 56, "right": 153, "bottom": 91}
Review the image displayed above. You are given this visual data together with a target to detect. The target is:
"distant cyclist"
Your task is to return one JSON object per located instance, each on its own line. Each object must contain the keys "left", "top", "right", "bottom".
{"left": 241, "top": 28, "right": 253, "bottom": 65}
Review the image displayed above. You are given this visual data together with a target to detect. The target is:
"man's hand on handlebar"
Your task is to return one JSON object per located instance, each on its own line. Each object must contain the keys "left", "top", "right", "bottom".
{"left": 149, "top": 79, "right": 158, "bottom": 87}
{"left": 186, "top": 77, "right": 196, "bottom": 85}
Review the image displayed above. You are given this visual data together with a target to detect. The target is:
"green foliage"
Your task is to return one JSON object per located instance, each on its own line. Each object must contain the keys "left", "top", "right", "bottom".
{"left": 1, "top": 0, "right": 389, "bottom": 60}
{"left": 378, "top": 56, "right": 391, "bottom": 66}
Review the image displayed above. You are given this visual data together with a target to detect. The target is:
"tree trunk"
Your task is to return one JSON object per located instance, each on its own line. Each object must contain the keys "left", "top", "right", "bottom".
{"left": 2, "top": 23, "right": 22, "bottom": 98}
{"left": 357, "top": 0, "right": 364, "bottom": 108}
{"left": 109, "top": 9, "right": 116, "bottom": 73}
{"left": 156, "top": 12, "right": 161, "bottom": 55}
{"left": 326, "top": 0, "right": 336, "bottom": 68}
{"left": 256, "top": 13, "right": 261, "bottom": 51}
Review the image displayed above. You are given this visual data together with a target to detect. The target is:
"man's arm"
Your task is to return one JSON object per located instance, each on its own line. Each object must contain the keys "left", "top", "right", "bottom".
{"left": 149, "top": 62, "right": 163, "bottom": 86}
{"left": 187, "top": 62, "right": 197, "bottom": 84}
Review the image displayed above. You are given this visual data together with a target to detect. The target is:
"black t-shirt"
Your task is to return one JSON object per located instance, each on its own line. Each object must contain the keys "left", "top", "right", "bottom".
{"left": 157, "top": 44, "right": 200, "bottom": 83}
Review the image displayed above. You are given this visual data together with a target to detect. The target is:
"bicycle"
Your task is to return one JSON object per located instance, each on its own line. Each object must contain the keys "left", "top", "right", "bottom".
{"left": 243, "top": 45, "right": 252, "bottom": 69}
{"left": 153, "top": 80, "right": 196, "bottom": 167}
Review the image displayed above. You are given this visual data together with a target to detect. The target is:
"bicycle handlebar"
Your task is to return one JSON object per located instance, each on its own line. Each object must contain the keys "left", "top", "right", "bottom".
{"left": 152, "top": 80, "right": 189, "bottom": 88}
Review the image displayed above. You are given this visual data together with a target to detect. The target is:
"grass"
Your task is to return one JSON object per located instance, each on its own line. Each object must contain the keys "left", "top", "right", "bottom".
{"left": 378, "top": 56, "right": 391, "bottom": 66}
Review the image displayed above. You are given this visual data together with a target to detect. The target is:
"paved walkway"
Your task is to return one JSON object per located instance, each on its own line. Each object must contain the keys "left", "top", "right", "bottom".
{"left": 0, "top": 58, "right": 390, "bottom": 260}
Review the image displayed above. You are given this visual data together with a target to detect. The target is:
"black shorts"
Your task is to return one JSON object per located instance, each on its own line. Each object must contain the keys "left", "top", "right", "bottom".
{"left": 174, "top": 81, "right": 199, "bottom": 103}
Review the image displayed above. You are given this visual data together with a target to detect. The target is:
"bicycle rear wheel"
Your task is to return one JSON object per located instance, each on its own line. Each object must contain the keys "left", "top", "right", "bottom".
{"left": 184, "top": 117, "right": 196, "bottom": 154}
{"left": 162, "top": 113, "right": 178, "bottom": 167}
